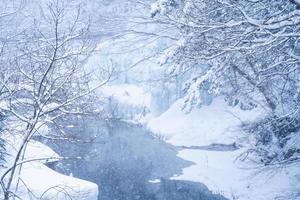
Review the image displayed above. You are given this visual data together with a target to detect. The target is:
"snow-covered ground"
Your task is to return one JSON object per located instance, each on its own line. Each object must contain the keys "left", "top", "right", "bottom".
{"left": 148, "top": 98, "right": 261, "bottom": 146}
{"left": 148, "top": 97, "right": 300, "bottom": 200}
{"left": 0, "top": 138, "right": 98, "bottom": 200}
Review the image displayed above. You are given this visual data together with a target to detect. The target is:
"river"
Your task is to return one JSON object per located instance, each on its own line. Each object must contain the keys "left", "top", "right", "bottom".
{"left": 42, "top": 118, "right": 227, "bottom": 200}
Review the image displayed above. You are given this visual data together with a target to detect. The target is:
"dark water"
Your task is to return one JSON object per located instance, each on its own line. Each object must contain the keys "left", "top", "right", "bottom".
{"left": 43, "top": 118, "right": 227, "bottom": 200}
{"left": 149, "top": 179, "right": 226, "bottom": 200}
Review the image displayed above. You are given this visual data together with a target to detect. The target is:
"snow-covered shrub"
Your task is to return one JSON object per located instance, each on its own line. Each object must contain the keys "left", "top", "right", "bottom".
{"left": 242, "top": 116, "right": 300, "bottom": 165}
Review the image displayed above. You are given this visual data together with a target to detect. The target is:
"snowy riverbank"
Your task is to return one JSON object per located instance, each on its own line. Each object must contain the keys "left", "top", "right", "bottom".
{"left": 148, "top": 97, "right": 299, "bottom": 200}
{"left": 0, "top": 138, "right": 98, "bottom": 200}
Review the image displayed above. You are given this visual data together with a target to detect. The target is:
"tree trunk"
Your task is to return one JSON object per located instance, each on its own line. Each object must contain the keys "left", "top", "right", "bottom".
{"left": 231, "top": 65, "right": 276, "bottom": 111}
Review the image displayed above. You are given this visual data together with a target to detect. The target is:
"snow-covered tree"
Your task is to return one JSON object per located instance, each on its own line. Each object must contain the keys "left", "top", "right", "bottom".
{"left": 152, "top": 0, "right": 299, "bottom": 111}
{"left": 152, "top": 0, "right": 300, "bottom": 165}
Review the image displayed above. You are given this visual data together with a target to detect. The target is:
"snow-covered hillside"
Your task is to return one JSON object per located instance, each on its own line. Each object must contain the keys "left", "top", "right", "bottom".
{"left": 148, "top": 98, "right": 299, "bottom": 200}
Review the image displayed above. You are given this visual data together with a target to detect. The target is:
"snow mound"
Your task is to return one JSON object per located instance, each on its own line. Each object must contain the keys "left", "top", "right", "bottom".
{"left": 25, "top": 140, "right": 59, "bottom": 163}
{"left": 20, "top": 162, "right": 98, "bottom": 200}
{"left": 148, "top": 97, "right": 261, "bottom": 146}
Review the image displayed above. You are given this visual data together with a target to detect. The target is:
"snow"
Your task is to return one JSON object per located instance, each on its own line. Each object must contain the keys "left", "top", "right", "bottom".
{"left": 20, "top": 162, "right": 98, "bottom": 200}
{"left": 148, "top": 179, "right": 161, "bottom": 183}
{"left": 24, "top": 140, "right": 60, "bottom": 163}
{"left": 0, "top": 137, "right": 98, "bottom": 200}
{"left": 148, "top": 97, "right": 261, "bottom": 146}
{"left": 172, "top": 148, "right": 299, "bottom": 200}
{"left": 148, "top": 97, "right": 299, "bottom": 200}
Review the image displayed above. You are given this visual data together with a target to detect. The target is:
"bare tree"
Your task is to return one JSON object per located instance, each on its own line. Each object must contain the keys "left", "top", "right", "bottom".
{"left": 0, "top": 1, "right": 112, "bottom": 199}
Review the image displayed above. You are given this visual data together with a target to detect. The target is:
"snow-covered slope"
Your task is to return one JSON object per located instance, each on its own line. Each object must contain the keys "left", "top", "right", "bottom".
{"left": 0, "top": 139, "right": 98, "bottom": 200}
{"left": 148, "top": 97, "right": 260, "bottom": 146}
{"left": 148, "top": 97, "right": 299, "bottom": 200}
